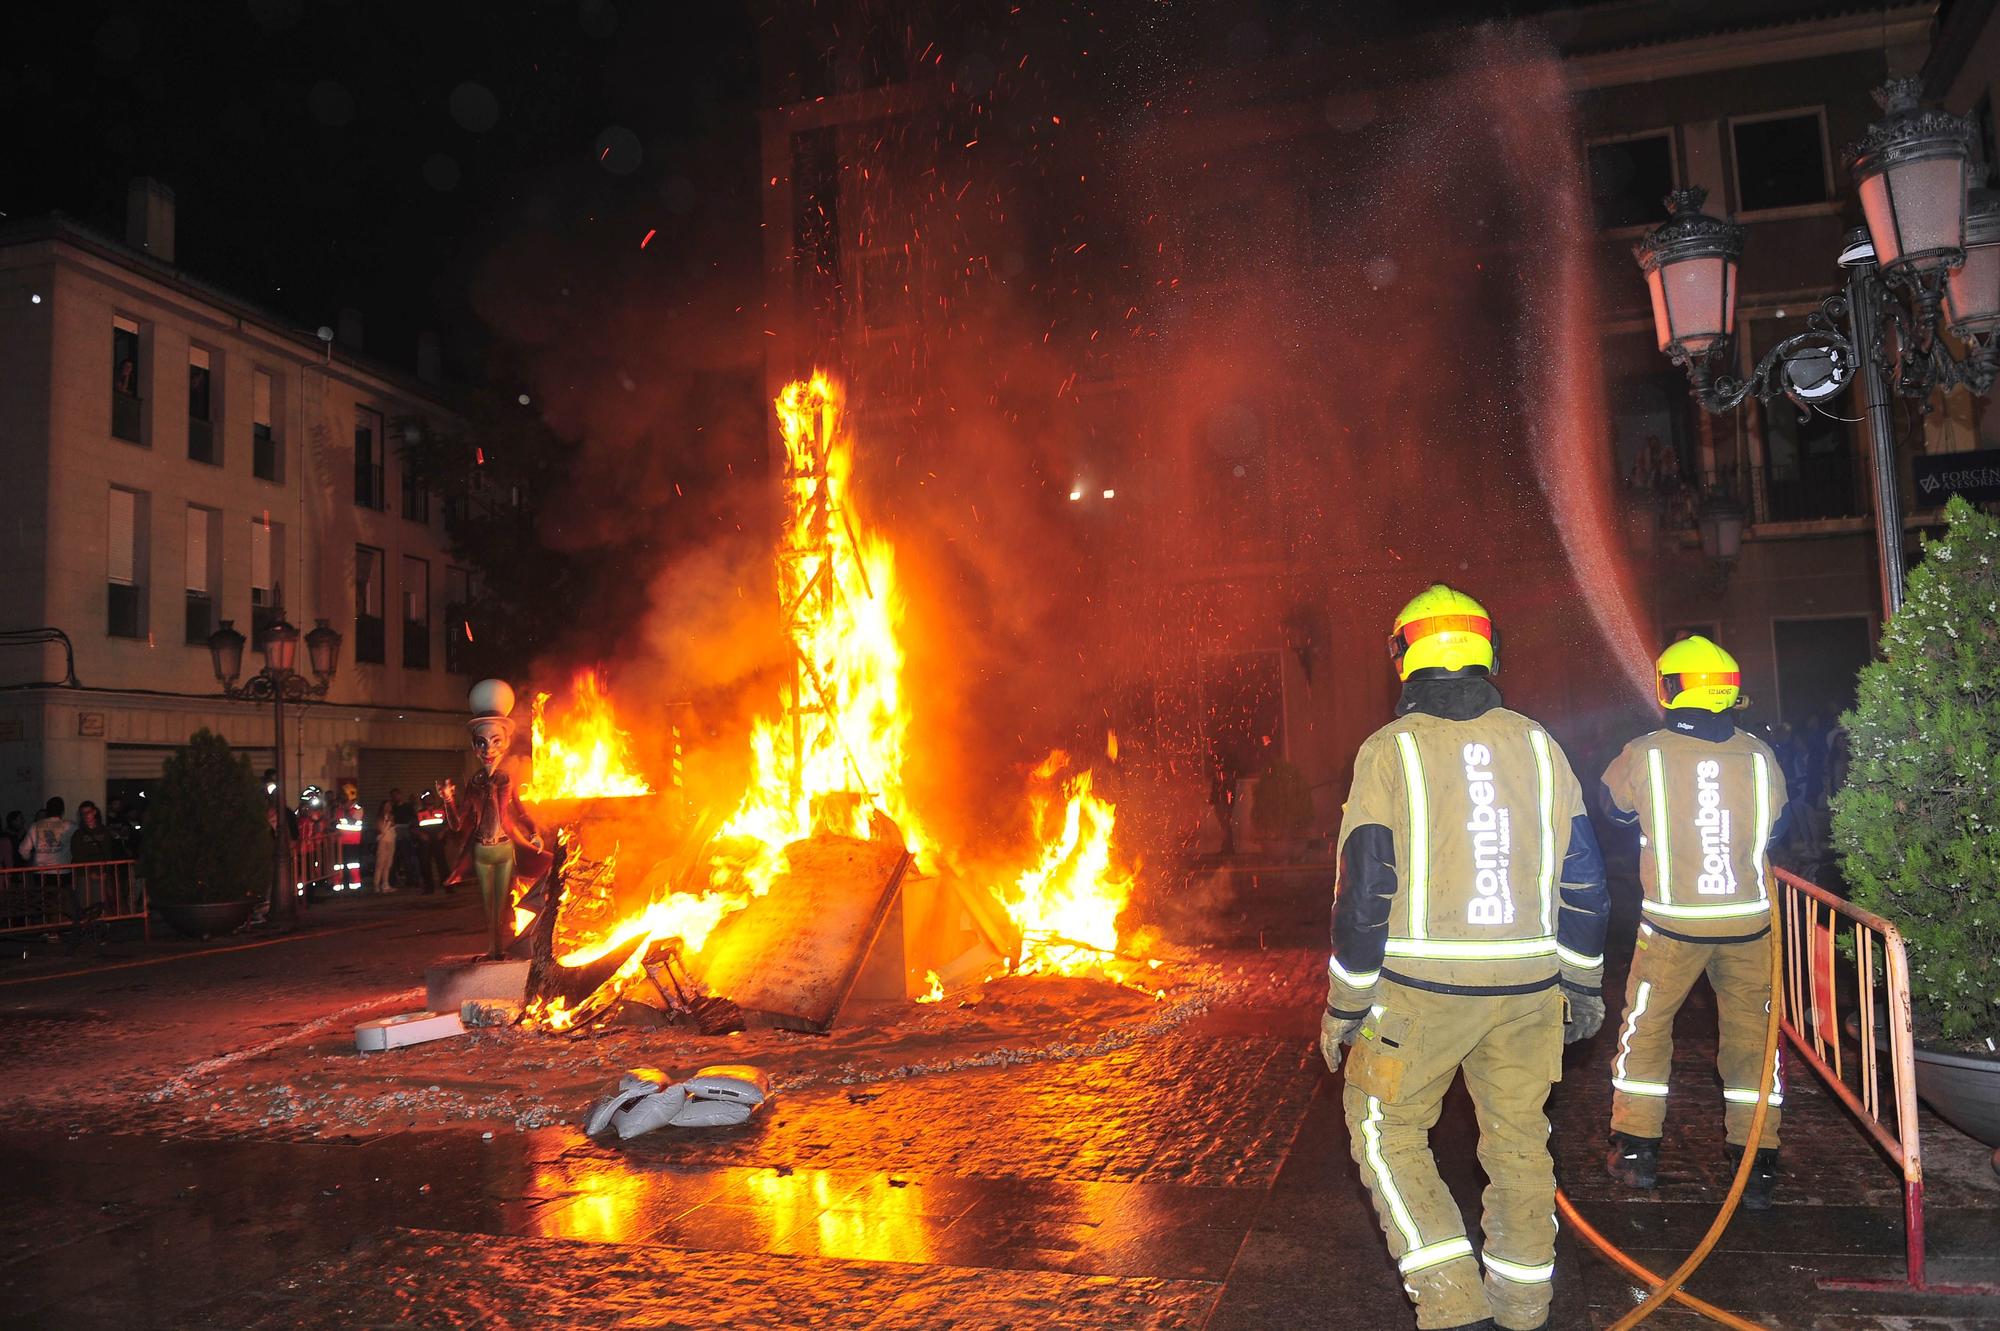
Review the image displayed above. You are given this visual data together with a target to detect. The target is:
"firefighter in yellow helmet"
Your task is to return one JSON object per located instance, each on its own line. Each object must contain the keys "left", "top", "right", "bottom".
{"left": 1323, "top": 585, "right": 1610, "bottom": 1331}
{"left": 1600, "top": 635, "right": 1789, "bottom": 1207}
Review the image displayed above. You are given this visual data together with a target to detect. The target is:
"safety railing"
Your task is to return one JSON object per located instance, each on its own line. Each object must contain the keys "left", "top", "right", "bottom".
{"left": 293, "top": 831, "right": 333, "bottom": 904}
{"left": 0, "top": 860, "right": 146, "bottom": 941}
{"left": 1774, "top": 867, "right": 1998, "bottom": 1296}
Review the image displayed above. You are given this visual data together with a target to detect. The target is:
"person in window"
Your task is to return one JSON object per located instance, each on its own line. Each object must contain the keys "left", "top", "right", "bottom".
{"left": 116, "top": 359, "right": 137, "bottom": 396}
{"left": 372, "top": 800, "right": 400, "bottom": 895}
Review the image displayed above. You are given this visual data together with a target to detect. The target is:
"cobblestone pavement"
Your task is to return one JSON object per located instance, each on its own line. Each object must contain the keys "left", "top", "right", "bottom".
{"left": 3, "top": 869, "right": 1999, "bottom": 1329}
{"left": 198, "top": 1228, "right": 1223, "bottom": 1330}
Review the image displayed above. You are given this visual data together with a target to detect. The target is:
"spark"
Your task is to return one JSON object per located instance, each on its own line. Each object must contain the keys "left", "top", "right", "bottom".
{"left": 640, "top": 228, "right": 656, "bottom": 249}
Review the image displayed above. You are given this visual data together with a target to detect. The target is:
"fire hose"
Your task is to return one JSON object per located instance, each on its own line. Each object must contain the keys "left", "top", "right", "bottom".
{"left": 1551, "top": 897, "right": 1784, "bottom": 1331}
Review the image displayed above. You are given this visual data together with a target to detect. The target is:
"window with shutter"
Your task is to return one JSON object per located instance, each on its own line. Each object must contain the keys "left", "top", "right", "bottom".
{"left": 250, "top": 519, "right": 272, "bottom": 600}
{"left": 185, "top": 507, "right": 214, "bottom": 642}
{"left": 185, "top": 508, "right": 210, "bottom": 594}
{"left": 112, "top": 317, "right": 143, "bottom": 443}
{"left": 252, "top": 369, "right": 279, "bottom": 481}
{"left": 108, "top": 490, "right": 136, "bottom": 586}
{"left": 402, "top": 556, "right": 430, "bottom": 669}
{"left": 108, "top": 488, "right": 142, "bottom": 638}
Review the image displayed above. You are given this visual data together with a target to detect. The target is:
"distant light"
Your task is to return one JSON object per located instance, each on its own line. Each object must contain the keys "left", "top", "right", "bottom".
{"left": 1101, "top": 488, "right": 1115, "bottom": 499}
{"left": 1068, "top": 489, "right": 1082, "bottom": 501}
{"left": 30, "top": 293, "right": 41, "bottom": 304}
{"left": 517, "top": 393, "right": 531, "bottom": 405}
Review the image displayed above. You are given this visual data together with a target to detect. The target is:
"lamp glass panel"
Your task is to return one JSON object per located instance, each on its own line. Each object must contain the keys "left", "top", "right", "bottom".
{"left": 212, "top": 631, "right": 244, "bottom": 683}
{"left": 1860, "top": 172, "right": 1902, "bottom": 267}
{"left": 1662, "top": 255, "right": 1730, "bottom": 351}
{"left": 1874, "top": 157, "right": 1968, "bottom": 263}
{"left": 1646, "top": 267, "right": 1672, "bottom": 351}
{"left": 264, "top": 626, "right": 298, "bottom": 674}
{"left": 1946, "top": 240, "right": 2000, "bottom": 328}
{"left": 1715, "top": 512, "right": 1743, "bottom": 559}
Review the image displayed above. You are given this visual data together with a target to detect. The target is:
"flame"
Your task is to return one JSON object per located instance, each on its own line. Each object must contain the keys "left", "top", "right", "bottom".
{"left": 1004, "top": 744, "right": 1135, "bottom": 977}
{"left": 523, "top": 671, "right": 652, "bottom": 802}
{"left": 518, "top": 374, "right": 1144, "bottom": 1028}
{"left": 715, "top": 374, "right": 927, "bottom": 893}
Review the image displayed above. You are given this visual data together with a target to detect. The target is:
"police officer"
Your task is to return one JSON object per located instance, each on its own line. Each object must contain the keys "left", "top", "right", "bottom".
{"left": 1600, "top": 635, "right": 1789, "bottom": 1208}
{"left": 1323, "top": 585, "right": 1610, "bottom": 1331}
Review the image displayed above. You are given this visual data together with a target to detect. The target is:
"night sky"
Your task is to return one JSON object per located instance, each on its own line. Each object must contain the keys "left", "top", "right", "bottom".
{"left": 3, "top": 0, "right": 763, "bottom": 379}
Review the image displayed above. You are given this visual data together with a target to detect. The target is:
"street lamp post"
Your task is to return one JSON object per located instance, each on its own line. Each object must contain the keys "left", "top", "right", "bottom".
{"left": 1633, "top": 80, "right": 1998, "bottom": 623}
{"left": 208, "top": 615, "right": 341, "bottom": 926}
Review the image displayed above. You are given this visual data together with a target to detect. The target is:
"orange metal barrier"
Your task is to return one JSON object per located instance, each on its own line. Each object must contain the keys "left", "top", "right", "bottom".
{"left": 0, "top": 860, "right": 146, "bottom": 940}
{"left": 292, "top": 830, "right": 333, "bottom": 904}
{"left": 1774, "top": 866, "right": 1999, "bottom": 1297}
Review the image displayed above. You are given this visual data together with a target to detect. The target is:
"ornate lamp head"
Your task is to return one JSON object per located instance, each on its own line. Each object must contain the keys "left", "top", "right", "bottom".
{"left": 1633, "top": 187, "right": 1745, "bottom": 363}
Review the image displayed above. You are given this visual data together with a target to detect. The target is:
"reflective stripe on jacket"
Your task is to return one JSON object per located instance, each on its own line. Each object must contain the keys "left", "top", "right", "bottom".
{"left": 1333, "top": 707, "right": 1606, "bottom": 997}
{"left": 1601, "top": 727, "right": 1787, "bottom": 939}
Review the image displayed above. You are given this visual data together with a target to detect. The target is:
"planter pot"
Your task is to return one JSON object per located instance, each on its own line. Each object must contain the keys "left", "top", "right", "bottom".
{"left": 158, "top": 899, "right": 257, "bottom": 940}
{"left": 1913, "top": 1043, "right": 2000, "bottom": 1148}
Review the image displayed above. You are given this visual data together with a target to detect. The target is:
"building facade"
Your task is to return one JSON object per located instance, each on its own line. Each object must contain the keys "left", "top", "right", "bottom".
{"left": 0, "top": 183, "right": 477, "bottom": 824}
{"left": 1577, "top": 1, "right": 1982, "bottom": 738}
{"left": 751, "top": 1, "right": 1979, "bottom": 849}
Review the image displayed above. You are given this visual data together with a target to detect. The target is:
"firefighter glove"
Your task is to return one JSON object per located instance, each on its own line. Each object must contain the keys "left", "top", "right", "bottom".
{"left": 1319, "top": 1009, "right": 1363, "bottom": 1074}
{"left": 1563, "top": 987, "right": 1605, "bottom": 1044}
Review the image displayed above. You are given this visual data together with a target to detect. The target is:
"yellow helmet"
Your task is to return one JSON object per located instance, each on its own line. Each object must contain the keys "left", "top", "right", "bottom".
{"left": 1389, "top": 585, "right": 1495, "bottom": 680}
{"left": 1656, "top": 634, "right": 1741, "bottom": 711}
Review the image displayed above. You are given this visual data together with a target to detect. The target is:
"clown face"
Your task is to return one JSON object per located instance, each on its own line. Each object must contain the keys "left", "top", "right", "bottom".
{"left": 471, "top": 717, "right": 514, "bottom": 774}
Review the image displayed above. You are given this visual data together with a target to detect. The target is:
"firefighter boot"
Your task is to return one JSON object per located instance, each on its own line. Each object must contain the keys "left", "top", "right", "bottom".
{"left": 1742, "top": 1148, "right": 1780, "bottom": 1211}
{"left": 1605, "top": 1132, "right": 1659, "bottom": 1189}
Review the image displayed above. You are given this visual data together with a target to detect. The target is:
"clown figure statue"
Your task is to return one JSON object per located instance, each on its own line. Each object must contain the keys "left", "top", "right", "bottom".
{"left": 440, "top": 679, "right": 552, "bottom": 959}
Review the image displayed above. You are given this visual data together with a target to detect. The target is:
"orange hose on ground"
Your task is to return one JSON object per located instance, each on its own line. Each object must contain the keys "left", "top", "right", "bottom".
{"left": 1558, "top": 895, "right": 1784, "bottom": 1330}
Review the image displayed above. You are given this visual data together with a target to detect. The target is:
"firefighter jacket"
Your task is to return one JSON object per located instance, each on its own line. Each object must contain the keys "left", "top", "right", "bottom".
{"left": 1600, "top": 711, "right": 1790, "bottom": 942}
{"left": 1328, "top": 677, "right": 1610, "bottom": 1020}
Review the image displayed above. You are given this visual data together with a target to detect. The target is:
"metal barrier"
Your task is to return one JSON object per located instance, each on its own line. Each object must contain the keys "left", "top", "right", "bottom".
{"left": 1774, "top": 866, "right": 2000, "bottom": 1296}
{"left": 0, "top": 860, "right": 146, "bottom": 941}
{"left": 293, "top": 831, "right": 332, "bottom": 903}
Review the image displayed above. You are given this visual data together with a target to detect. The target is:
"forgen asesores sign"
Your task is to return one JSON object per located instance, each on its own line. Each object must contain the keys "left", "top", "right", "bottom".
{"left": 1912, "top": 447, "right": 2000, "bottom": 508}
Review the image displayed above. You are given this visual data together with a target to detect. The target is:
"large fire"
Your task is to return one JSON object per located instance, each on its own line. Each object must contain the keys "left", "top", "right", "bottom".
{"left": 521, "top": 373, "right": 1138, "bottom": 1027}
{"left": 523, "top": 671, "right": 653, "bottom": 802}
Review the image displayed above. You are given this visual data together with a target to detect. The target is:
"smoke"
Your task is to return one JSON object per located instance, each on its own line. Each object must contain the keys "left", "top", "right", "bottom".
{"left": 467, "top": 2, "right": 1659, "bottom": 879}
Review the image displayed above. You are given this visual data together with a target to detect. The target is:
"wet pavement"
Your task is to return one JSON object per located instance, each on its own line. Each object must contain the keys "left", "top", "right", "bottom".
{"left": 2, "top": 871, "right": 1998, "bottom": 1328}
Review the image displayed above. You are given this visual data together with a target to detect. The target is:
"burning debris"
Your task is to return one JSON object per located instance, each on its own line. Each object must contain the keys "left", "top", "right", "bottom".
{"left": 501, "top": 374, "right": 1144, "bottom": 1035}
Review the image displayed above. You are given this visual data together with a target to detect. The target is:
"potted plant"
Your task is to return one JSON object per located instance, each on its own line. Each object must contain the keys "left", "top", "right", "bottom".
{"left": 1251, "top": 758, "right": 1316, "bottom": 861}
{"left": 141, "top": 729, "right": 269, "bottom": 939}
{"left": 1831, "top": 496, "right": 2000, "bottom": 1146}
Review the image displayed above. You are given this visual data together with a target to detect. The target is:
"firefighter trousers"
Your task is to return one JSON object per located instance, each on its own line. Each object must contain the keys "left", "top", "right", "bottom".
{"left": 1609, "top": 923, "right": 1781, "bottom": 1148}
{"left": 1342, "top": 981, "right": 1565, "bottom": 1331}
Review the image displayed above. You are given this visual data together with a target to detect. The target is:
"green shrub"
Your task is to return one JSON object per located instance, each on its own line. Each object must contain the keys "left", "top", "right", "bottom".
{"left": 139, "top": 729, "right": 269, "bottom": 906}
{"left": 1253, "top": 759, "right": 1316, "bottom": 840}
{"left": 1830, "top": 496, "right": 2000, "bottom": 1045}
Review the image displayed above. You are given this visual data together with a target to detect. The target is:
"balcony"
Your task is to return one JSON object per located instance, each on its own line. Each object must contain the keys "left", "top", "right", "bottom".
{"left": 253, "top": 423, "right": 278, "bottom": 481}
{"left": 403, "top": 620, "right": 430, "bottom": 671}
{"left": 355, "top": 460, "right": 384, "bottom": 510}
{"left": 184, "top": 593, "right": 214, "bottom": 645}
{"left": 107, "top": 583, "right": 142, "bottom": 639}
{"left": 354, "top": 614, "right": 385, "bottom": 665}
{"left": 112, "top": 391, "right": 143, "bottom": 444}
{"left": 1749, "top": 456, "right": 1863, "bottom": 525}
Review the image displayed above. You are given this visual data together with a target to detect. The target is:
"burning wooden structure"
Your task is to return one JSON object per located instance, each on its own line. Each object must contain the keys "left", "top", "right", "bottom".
{"left": 508, "top": 375, "right": 1140, "bottom": 1035}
